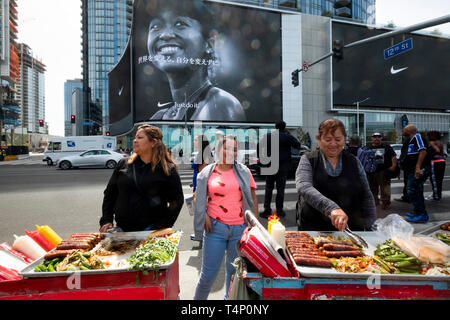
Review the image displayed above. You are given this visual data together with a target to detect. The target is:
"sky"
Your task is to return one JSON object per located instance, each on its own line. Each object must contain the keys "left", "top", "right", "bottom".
{"left": 16, "top": 0, "right": 450, "bottom": 137}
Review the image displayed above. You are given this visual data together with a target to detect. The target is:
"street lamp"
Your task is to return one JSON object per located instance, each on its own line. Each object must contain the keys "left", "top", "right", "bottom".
{"left": 353, "top": 97, "right": 370, "bottom": 137}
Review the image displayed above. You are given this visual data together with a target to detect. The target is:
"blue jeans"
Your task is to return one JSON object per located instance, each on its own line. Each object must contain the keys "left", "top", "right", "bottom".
{"left": 193, "top": 217, "right": 246, "bottom": 300}
{"left": 406, "top": 173, "right": 427, "bottom": 216}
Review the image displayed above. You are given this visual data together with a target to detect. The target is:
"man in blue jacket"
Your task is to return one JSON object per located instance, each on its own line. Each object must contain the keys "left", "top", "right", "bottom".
{"left": 258, "top": 121, "right": 301, "bottom": 218}
{"left": 402, "top": 124, "right": 429, "bottom": 223}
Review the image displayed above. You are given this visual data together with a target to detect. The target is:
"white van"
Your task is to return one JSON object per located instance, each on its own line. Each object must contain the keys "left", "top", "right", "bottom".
{"left": 43, "top": 136, "right": 117, "bottom": 166}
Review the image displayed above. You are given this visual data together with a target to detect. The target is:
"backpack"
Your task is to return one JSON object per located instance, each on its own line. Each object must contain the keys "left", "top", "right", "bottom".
{"left": 356, "top": 146, "right": 377, "bottom": 173}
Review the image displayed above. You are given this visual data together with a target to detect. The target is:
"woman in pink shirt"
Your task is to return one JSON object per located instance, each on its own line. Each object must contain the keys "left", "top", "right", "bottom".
{"left": 194, "top": 135, "right": 258, "bottom": 300}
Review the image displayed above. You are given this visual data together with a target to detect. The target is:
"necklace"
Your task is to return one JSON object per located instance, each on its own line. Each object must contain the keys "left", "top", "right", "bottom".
{"left": 170, "top": 80, "right": 211, "bottom": 117}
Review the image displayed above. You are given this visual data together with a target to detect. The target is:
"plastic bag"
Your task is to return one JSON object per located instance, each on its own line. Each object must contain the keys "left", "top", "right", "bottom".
{"left": 393, "top": 236, "right": 450, "bottom": 264}
{"left": 372, "top": 214, "right": 414, "bottom": 239}
{"left": 228, "top": 257, "right": 256, "bottom": 300}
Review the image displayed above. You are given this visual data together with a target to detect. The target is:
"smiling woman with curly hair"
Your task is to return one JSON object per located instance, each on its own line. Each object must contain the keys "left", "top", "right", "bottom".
{"left": 146, "top": 0, "right": 246, "bottom": 122}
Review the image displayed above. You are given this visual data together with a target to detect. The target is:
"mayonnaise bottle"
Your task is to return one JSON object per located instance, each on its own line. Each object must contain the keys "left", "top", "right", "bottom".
{"left": 12, "top": 235, "right": 47, "bottom": 261}
{"left": 271, "top": 221, "right": 286, "bottom": 250}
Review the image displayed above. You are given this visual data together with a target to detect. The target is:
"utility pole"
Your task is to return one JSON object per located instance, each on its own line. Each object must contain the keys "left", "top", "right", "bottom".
{"left": 353, "top": 97, "right": 370, "bottom": 137}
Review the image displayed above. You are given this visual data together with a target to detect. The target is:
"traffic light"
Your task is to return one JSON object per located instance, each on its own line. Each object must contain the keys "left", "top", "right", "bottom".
{"left": 117, "top": 139, "right": 122, "bottom": 144}
{"left": 39, "top": 120, "right": 44, "bottom": 127}
{"left": 401, "top": 114, "right": 409, "bottom": 128}
{"left": 71, "top": 115, "right": 76, "bottom": 124}
{"left": 291, "top": 69, "right": 299, "bottom": 87}
{"left": 106, "top": 131, "right": 110, "bottom": 136}
{"left": 332, "top": 40, "right": 344, "bottom": 60}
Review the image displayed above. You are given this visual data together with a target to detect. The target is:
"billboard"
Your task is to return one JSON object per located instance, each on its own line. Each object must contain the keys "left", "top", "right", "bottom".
{"left": 332, "top": 21, "right": 450, "bottom": 110}
{"left": 109, "top": 0, "right": 283, "bottom": 135}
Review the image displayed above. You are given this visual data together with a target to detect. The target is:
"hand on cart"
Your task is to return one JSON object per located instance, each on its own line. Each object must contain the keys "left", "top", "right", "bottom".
{"left": 330, "top": 209, "right": 348, "bottom": 231}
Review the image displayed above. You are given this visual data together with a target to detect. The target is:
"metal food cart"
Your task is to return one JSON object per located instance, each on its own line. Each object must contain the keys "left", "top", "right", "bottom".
{"left": 242, "top": 230, "right": 450, "bottom": 300}
{"left": 0, "top": 231, "right": 180, "bottom": 300}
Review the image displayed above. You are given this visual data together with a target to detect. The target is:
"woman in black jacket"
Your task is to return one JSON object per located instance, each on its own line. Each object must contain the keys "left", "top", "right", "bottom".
{"left": 99, "top": 125, "right": 184, "bottom": 232}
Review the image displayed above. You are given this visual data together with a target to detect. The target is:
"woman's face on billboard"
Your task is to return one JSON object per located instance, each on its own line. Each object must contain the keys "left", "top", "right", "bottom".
{"left": 147, "top": 10, "right": 207, "bottom": 73}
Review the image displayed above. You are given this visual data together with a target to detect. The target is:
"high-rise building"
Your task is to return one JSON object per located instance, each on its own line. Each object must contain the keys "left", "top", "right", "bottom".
{"left": 81, "top": 0, "right": 132, "bottom": 134}
{"left": 64, "top": 79, "right": 82, "bottom": 136}
{"left": 0, "top": 0, "right": 19, "bottom": 84}
{"left": 0, "top": 0, "right": 20, "bottom": 145}
{"left": 15, "top": 43, "right": 46, "bottom": 134}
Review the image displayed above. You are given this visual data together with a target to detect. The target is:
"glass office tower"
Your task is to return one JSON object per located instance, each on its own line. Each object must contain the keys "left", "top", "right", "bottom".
{"left": 233, "top": 0, "right": 375, "bottom": 24}
{"left": 82, "top": 0, "right": 132, "bottom": 133}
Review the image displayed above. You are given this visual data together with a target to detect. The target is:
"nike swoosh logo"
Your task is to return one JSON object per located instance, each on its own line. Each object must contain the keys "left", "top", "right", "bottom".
{"left": 157, "top": 102, "right": 173, "bottom": 108}
{"left": 118, "top": 86, "right": 123, "bottom": 96}
{"left": 390, "top": 66, "right": 408, "bottom": 74}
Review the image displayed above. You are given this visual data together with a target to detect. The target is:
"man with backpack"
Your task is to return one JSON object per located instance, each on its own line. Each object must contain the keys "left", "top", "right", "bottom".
{"left": 356, "top": 140, "right": 377, "bottom": 175}
{"left": 367, "top": 132, "right": 398, "bottom": 210}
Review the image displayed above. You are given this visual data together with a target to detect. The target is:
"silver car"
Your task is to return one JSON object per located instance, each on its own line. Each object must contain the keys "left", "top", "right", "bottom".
{"left": 390, "top": 144, "right": 403, "bottom": 159}
{"left": 57, "top": 149, "right": 127, "bottom": 170}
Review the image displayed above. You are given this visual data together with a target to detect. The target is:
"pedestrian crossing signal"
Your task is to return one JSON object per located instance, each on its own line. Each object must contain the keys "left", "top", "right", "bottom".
{"left": 291, "top": 69, "right": 299, "bottom": 87}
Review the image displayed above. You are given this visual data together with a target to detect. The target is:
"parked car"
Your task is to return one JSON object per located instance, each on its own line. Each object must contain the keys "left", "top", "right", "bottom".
{"left": 56, "top": 149, "right": 127, "bottom": 170}
{"left": 248, "top": 146, "right": 310, "bottom": 177}
{"left": 390, "top": 144, "right": 403, "bottom": 159}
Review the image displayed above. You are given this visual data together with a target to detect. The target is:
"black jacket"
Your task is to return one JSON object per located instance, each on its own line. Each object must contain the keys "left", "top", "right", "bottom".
{"left": 100, "top": 158, "right": 184, "bottom": 232}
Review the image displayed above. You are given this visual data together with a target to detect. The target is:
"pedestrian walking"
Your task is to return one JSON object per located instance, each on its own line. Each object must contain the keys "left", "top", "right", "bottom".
{"left": 259, "top": 121, "right": 301, "bottom": 218}
{"left": 295, "top": 119, "right": 376, "bottom": 231}
{"left": 425, "top": 131, "right": 445, "bottom": 201}
{"left": 395, "top": 139, "right": 411, "bottom": 203}
{"left": 347, "top": 135, "right": 361, "bottom": 157}
{"left": 402, "top": 124, "right": 429, "bottom": 223}
{"left": 193, "top": 135, "right": 258, "bottom": 300}
{"left": 367, "top": 132, "right": 398, "bottom": 210}
{"left": 213, "top": 130, "right": 224, "bottom": 162}
{"left": 190, "top": 134, "right": 213, "bottom": 242}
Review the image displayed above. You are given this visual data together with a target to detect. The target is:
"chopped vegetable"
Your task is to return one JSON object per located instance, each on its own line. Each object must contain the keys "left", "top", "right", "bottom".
{"left": 128, "top": 237, "right": 178, "bottom": 271}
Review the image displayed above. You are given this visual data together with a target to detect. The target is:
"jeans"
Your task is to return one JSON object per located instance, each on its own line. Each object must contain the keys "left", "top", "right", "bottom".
{"left": 264, "top": 167, "right": 289, "bottom": 211}
{"left": 368, "top": 171, "right": 391, "bottom": 205}
{"left": 429, "top": 161, "right": 445, "bottom": 200}
{"left": 194, "top": 217, "right": 246, "bottom": 300}
{"left": 406, "top": 173, "right": 427, "bottom": 216}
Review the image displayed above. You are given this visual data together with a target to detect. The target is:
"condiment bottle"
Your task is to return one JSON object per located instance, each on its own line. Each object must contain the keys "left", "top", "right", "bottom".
{"left": 12, "top": 235, "right": 46, "bottom": 261}
{"left": 267, "top": 212, "right": 280, "bottom": 234}
{"left": 35, "top": 225, "right": 62, "bottom": 246}
{"left": 271, "top": 221, "right": 286, "bottom": 249}
{"left": 25, "top": 229, "right": 55, "bottom": 251}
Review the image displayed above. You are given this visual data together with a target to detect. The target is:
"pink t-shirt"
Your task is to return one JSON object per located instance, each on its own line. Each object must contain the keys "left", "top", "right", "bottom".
{"left": 207, "top": 166, "right": 257, "bottom": 225}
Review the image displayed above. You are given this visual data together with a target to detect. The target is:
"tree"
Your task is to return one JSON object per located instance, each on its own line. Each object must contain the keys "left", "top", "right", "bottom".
{"left": 385, "top": 21, "right": 396, "bottom": 28}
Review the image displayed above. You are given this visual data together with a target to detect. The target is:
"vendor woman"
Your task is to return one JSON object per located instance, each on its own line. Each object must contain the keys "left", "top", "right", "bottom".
{"left": 295, "top": 119, "right": 376, "bottom": 231}
{"left": 99, "top": 125, "right": 184, "bottom": 232}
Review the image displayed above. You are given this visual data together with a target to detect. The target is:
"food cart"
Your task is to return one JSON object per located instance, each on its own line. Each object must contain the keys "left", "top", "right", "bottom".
{"left": 239, "top": 215, "right": 450, "bottom": 300}
{"left": 0, "top": 231, "right": 181, "bottom": 300}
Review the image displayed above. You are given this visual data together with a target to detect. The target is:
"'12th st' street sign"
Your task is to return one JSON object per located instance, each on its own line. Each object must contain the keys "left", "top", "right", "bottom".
{"left": 384, "top": 38, "right": 413, "bottom": 60}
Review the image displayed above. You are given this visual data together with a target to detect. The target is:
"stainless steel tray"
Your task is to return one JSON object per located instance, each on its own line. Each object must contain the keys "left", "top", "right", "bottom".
{"left": 19, "top": 231, "right": 178, "bottom": 279}
{"left": 418, "top": 221, "right": 450, "bottom": 236}
{"left": 293, "top": 231, "right": 450, "bottom": 282}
